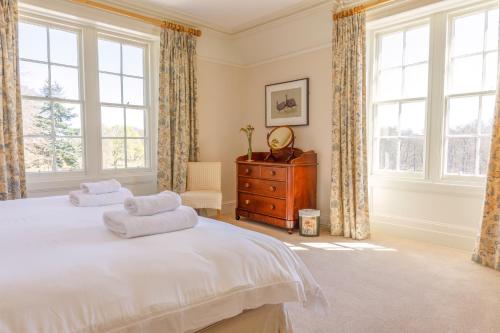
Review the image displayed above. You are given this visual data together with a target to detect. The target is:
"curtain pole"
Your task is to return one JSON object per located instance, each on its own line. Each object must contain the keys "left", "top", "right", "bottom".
{"left": 69, "top": 0, "right": 202, "bottom": 37}
{"left": 333, "top": 0, "right": 394, "bottom": 20}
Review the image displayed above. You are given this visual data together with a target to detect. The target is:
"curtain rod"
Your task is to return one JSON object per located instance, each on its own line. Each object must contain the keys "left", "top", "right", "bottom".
{"left": 333, "top": 0, "right": 393, "bottom": 20}
{"left": 69, "top": 0, "right": 202, "bottom": 37}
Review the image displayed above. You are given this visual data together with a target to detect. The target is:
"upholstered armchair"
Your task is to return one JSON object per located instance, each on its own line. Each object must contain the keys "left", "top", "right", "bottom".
{"left": 180, "top": 162, "right": 222, "bottom": 215}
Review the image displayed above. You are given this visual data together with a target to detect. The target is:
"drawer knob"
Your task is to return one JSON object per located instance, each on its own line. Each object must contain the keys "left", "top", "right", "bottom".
{"left": 244, "top": 182, "right": 250, "bottom": 188}
{"left": 270, "top": 170, "right": 276, "bottom": 176}
{"left": 244, "top": 199, "right": 250, "bottom": 205}
{"left": 245, "top": 168, "right": 251, "bottom": 174}
{"left": 270, "top": 204, "right": 276, "bottom": 210}
{"left": 269, "top": 186, "right": 276, "bottom": 192}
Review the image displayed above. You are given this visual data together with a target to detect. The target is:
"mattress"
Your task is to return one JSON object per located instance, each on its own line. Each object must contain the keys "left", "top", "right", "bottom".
{"left": 0, "top": 196, "right": 326, "bottom": 333}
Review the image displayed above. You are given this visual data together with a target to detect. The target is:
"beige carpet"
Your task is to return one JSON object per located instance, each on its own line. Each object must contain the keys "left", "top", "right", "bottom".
{"left": 215, "top": 216, "right": 500, "bottom": 333}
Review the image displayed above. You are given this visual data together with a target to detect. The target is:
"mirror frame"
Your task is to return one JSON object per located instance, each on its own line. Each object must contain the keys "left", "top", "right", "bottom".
{"left": 265, "top": 126, "right": 296, "bottom": 162}
{"left": 266, "top": 125, "right": 295, "bottom": 151}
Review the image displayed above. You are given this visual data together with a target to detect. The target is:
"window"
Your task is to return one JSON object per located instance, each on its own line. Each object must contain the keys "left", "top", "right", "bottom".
{"left": 98, "top": 38, "right": 148, "bottom": 169}
{"left": 444, "top": 8, "right": 498, "bottom": 176}
{"left": 18, "top": 14, "right": 153, "bottom": 178}
{"left": 372, "top": 24, "right": 430, "bottom": 174}
{"left": 369, "top": 3, "right": 499, "bottom": 183}
{"left": 19, "top": 21, "right": 83, "bottom": 173}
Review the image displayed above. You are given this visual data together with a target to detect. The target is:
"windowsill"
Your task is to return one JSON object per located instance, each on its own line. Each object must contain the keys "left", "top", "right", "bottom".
{"left": 369, "top": 174, "right": 486, "bottom": 197}
{"left": 26, "top": 170, "right": 156, "bottom": 194}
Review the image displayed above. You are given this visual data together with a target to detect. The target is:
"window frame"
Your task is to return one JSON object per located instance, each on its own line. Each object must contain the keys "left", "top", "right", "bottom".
{"left": 369, "top": 18, "right": 431, "bottom": 179}
{"left": 441, "top": 5, "right": 498, "bottom": 181}
{"left": 19, "top": 17, "right": 86, "bottom": 175}
{"left": 96, "top": 33, "right": 151, "bottom": 171}
{"left": 367, "top": 1, "right": 498, "bottom": 186}
{"left": 19, "top": 10, "right": 157, "bottom": 185}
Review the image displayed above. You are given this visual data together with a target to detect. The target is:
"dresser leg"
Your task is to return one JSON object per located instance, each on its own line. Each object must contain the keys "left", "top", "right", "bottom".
{"left": 287, "top": 228, "right": 293, "bottom": 234}
{"left": 235, "top": 215, "right": 240, "bottom": 220}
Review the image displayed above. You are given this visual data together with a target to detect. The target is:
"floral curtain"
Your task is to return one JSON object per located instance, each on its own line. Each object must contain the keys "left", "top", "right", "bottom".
{"left": 330, "top": 12, "right": 370, "bottom": 240}
{"left": 0, "top": 0, "right": 26, "bottom": 200}
{"left": 157, "top": 29, "right": 199, "bottom": 193}
{"left": 472, "top": 12, "right": 500, "bottom": 270}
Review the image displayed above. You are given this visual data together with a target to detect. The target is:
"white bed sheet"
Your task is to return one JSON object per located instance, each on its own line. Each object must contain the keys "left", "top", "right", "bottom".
{"left": 0, "top": 196, "right": 326, "bottom": 333}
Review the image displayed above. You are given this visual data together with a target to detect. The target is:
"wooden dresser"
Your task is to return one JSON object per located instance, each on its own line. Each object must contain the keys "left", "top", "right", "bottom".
{"left": 235, "top": 150, "right": 317, "bottom": 233}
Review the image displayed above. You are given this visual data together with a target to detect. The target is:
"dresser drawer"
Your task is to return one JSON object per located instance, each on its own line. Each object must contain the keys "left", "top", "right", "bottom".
{"left": 260, "top": 166, "right": 286, "bottom": 181}
{"left": 238, "top": 193, "right": 286, "bottom": 218}
{"left": 238, "top": 164, "right": 260, "bottom": 178}
{"left": 238, "top": 178, "right": 286, "bottom": 198}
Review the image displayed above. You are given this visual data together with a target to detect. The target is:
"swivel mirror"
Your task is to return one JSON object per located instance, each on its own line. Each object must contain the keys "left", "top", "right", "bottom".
{"left": 265, "top": 126, "right": 295, "bottom": 162}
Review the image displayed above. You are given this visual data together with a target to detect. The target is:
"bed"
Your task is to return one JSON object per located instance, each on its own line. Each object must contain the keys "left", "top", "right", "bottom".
{"left": 0, "top": 196, "right": 327, "bottom": 333}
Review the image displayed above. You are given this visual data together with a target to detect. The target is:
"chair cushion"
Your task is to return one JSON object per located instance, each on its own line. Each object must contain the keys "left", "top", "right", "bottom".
{"left": 180, "top": 190, "right": 222, "bottom": 210}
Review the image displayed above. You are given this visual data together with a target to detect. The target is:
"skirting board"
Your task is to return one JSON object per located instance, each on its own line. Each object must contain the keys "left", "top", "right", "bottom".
{"left": 222, "top": 200, "right": 237, "bottom": 215}
{"left": 371, "top": 214, "right": 477, "bottom": 251}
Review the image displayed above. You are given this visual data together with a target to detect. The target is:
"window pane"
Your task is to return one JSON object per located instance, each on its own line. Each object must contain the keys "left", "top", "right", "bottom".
{"left": 19, "top": 22, "right": 47, "bottom": 62}
{"left": 123, "top": 45, "right": 143, "bottom": 77}
{"left": 446, "top": 137, "right": 476, "bottom": 175}
{"left": 49, "top": 28, "right": 78, "bottom": 66}
{"left": 123, "top": 77, "right": 143, "bottom": 105}
{"left": 400, "top": 138, "right": 424, "bottom": 172}
{"left": 450, "top": 55, "right": 483, "bottom": 93}
{"left": 403, "top": 63, "right": 428, "bottom": 98}
{"left": 126, "top": 108, "right": 145, "bottom": 137}
{"left": 486, "top": 9, "right": 499, "bottom": 51}
{"left": 448, "top": 96, "right": 479, "bottom": 135}
{"left": 378, "top": 68, "right": 402, "bottom": 100}
{"left": 22, "top": 99, "right": 50, "bottom": 136}
{"left": 376, "top": 103, "right": 398, "bottom": 136}
{"left": 404, "top": 25, "right": 429, "bottom": 65}
{"left": 20, "top": 61, "right": 49, "bottom": 97}
{"left": 101, "top": 107, "right": 124, "bottom": 137}
{"left": 401, "top": 101, "right": 425, "bottom": 135}
{"left": 484, "top": 52, "right": 498, "bottom": 90}
{"left": 24, "top": 137, "right": 53, "bottom": 173}
{"left": 99, "top": 73, "right": 122, "bottom": 104}
{"left": 127, "top": 139, "right": 145, "bottom": 168}
{"left": 102, "top": 139, "right": 125, "bottom": 169}
{"left": 378, "top": 138, "right": 398, "bottom": 170}
{"left": 55, "top": 138, "right": 82, "bottom": 171}
{"left": 54, "top": 103, "right": 81, "bottom": 136}
{"left": 453, "top": 12, "right": 485, "bottom": 56}
{"left": 98, "top": 39, "right": 121, "bottom": 73}
{"left": 481, "top": 95, "right": 496, "bottom": 134}
{"left": 51, "top": 65, "right": 79, "bottom": 100}
{"left": 479, "top": 137, "right": 491, "bottom": 175}
{"left": 379, "top": 32, "right": 403, "bottom": 69}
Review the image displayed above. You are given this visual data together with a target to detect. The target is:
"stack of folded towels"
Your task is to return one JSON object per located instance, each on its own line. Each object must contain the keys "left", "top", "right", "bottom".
{"left": 70, "top": 179, "right": 133, "bottom": 207}
{"left": 103, "top": 191, "right": 198, "bottom": 238}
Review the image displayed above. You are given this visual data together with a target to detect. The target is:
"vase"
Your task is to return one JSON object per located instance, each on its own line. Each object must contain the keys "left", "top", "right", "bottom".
{"left": 247, "top": 138, "right": 253, "bottom": 161}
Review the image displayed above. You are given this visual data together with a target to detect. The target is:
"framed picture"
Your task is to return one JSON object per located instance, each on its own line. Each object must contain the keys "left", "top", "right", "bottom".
{"left": 265, "top": 78, "right": 309, "bottom": 127}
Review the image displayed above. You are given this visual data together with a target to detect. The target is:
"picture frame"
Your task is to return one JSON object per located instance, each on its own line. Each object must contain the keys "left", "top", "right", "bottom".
{"left": 265, "top": 78, "right": 309, "bottom": 127}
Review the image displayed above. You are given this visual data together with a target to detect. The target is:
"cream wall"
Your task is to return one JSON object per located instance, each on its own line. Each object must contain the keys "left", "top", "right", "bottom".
{"left": 242, "top": 48, "right": 332, "bottom": 222}
{"left": 197, "top": 60, "right": 245, "bottom": 212}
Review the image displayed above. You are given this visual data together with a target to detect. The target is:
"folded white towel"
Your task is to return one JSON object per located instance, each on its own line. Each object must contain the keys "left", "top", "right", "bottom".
{"left": 80, "top": 179, "right": 121, "bottom": 194}
{"left": 124, "top": 191, "right": 182, "bottom": 216}
{"left": 70, "top": 188, "right": 133, "bottom": 207}
{"left": 103, "top": 205, "right": 198, "bottom": 238}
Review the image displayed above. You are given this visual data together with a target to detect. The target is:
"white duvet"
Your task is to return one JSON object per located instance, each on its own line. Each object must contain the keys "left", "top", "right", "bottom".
{"left": 0, "top": 196, "right": 326, "bottom": 333}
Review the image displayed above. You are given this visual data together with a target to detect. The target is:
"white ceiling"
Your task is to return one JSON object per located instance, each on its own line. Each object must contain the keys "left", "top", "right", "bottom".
{"left": 112, "top": 0, "right": 336, "bottom": 34}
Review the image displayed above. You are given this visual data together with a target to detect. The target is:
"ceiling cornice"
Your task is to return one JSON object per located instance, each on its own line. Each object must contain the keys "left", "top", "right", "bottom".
{"left": 97, "top": 0, "right": 336, "bottom": 35}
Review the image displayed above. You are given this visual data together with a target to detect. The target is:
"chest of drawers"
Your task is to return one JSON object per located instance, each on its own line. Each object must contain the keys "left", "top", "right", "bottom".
{"left": 235, "top": 151, "right": 317, "bottom": 233}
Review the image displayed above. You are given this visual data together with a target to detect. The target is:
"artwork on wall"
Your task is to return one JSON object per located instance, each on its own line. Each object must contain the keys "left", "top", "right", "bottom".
{"left": 265, "top": 78, "right": 309, "bottom": 127}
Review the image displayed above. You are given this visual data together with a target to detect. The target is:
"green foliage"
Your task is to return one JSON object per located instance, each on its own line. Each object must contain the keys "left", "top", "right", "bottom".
{"left": 30, "top": 81, "right": 81, "bottom": 171}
